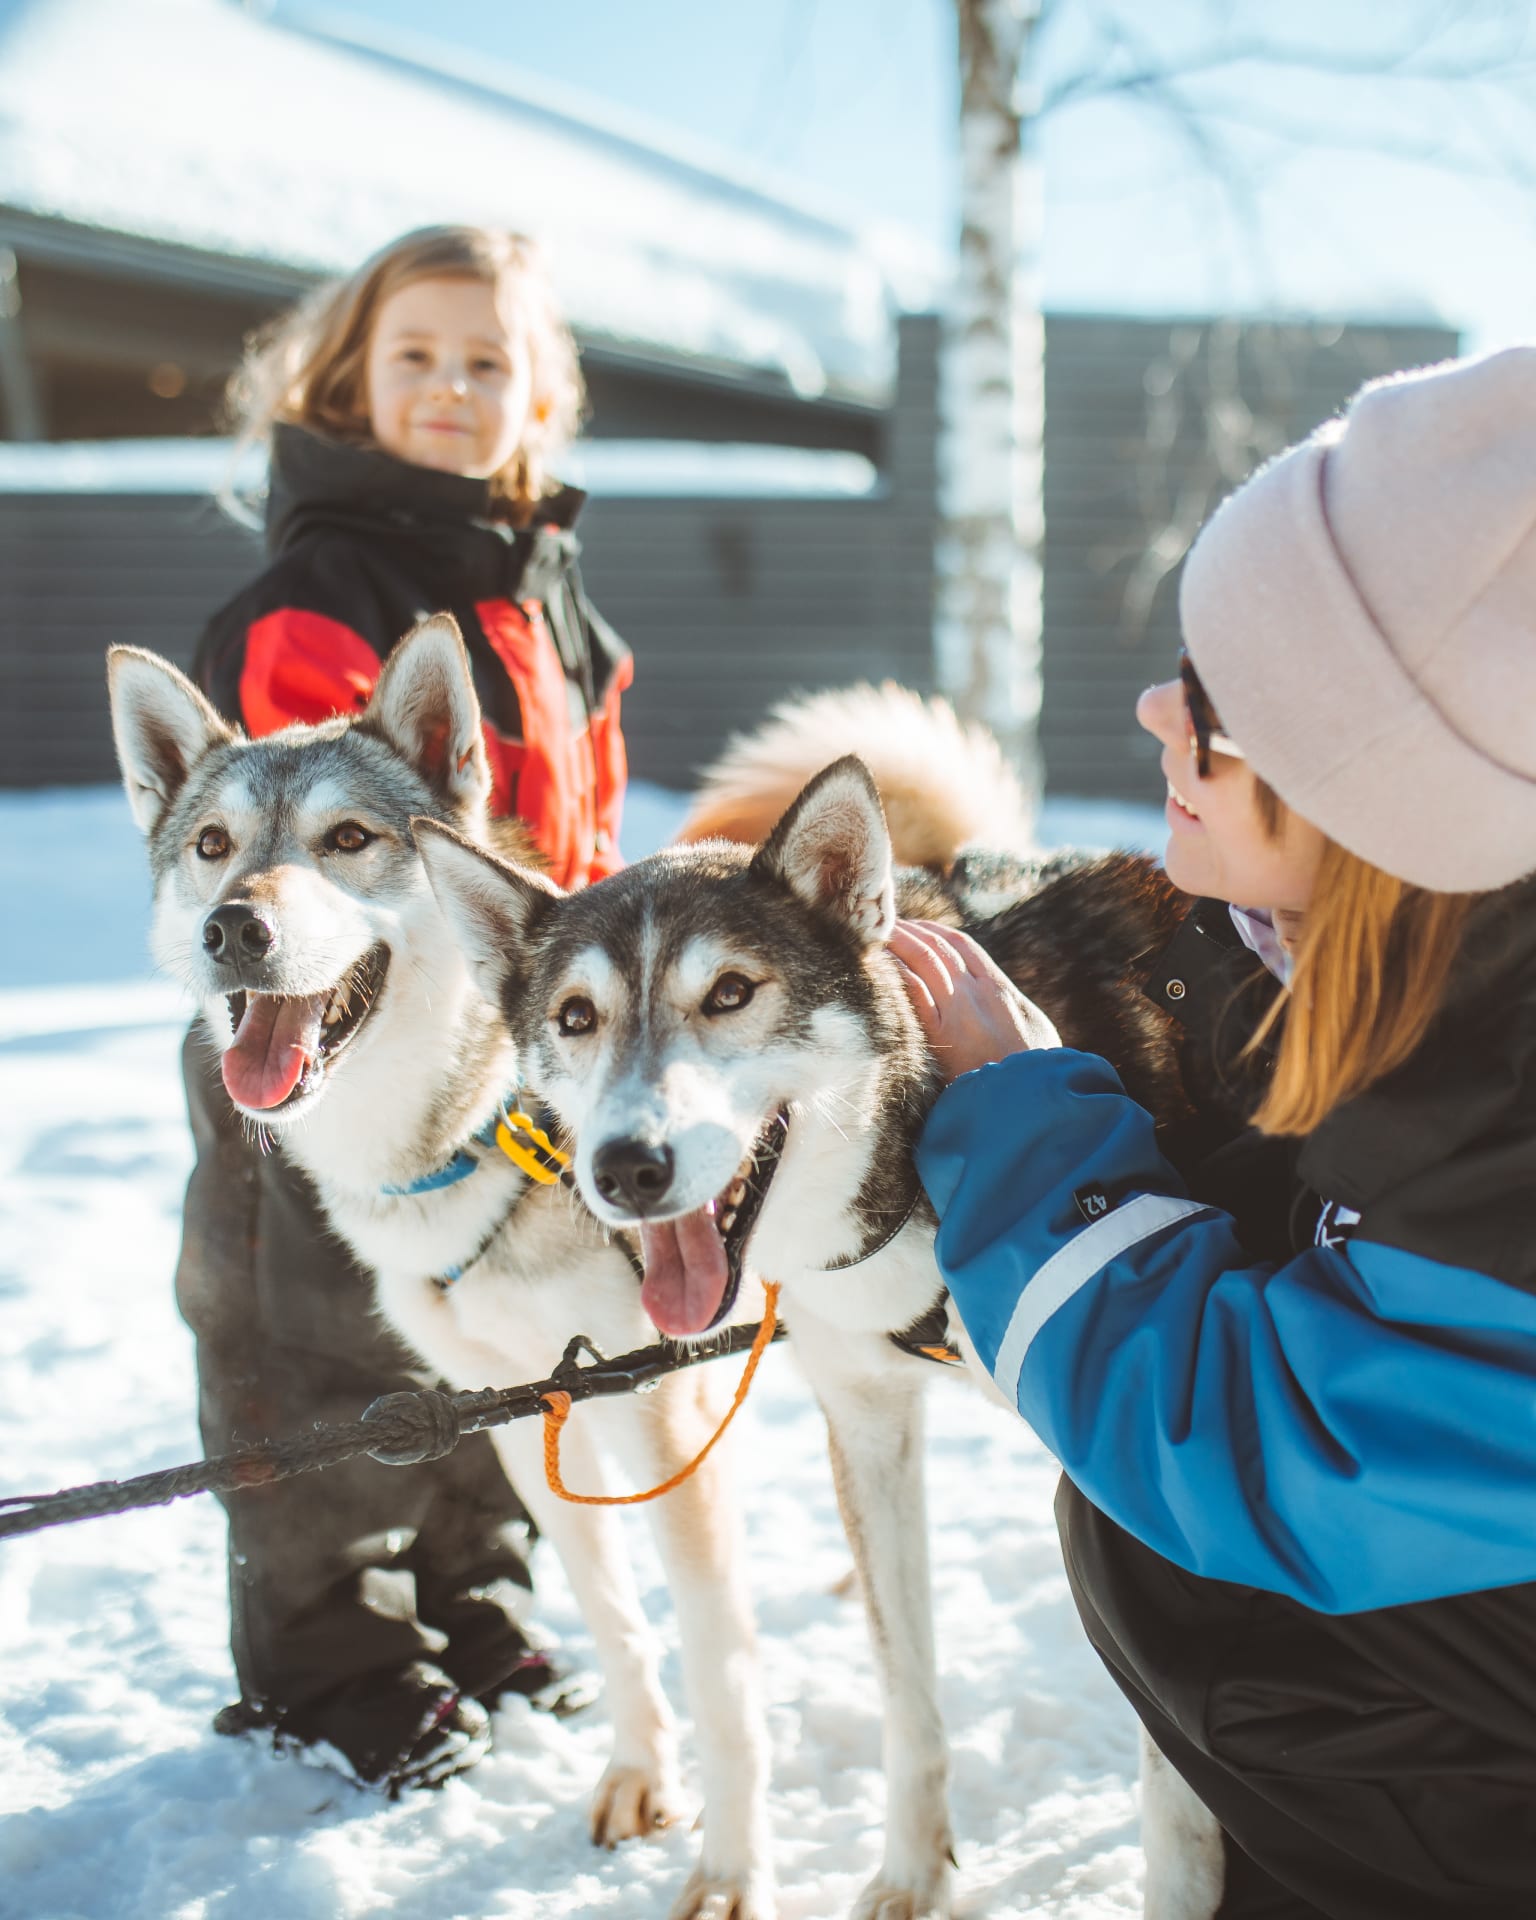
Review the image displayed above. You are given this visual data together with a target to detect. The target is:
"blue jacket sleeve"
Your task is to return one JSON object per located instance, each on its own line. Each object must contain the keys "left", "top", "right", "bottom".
{"left": 917, "top": 1047, "right": 1536, "bottom": 1615}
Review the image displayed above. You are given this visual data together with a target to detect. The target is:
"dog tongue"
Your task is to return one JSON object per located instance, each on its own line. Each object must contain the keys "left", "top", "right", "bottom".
{"left": 639, "top": 1208, "right": 729, "bottom": 1337}
{"left": 221, "top": 993, "right": 326, "bottom": 1110}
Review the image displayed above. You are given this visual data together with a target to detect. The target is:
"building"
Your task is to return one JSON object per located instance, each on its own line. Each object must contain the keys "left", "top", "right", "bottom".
{"left": 0, "top": 0, "right": 1456, "bottom": 798}
{"left": 0, "top": 0, "right": 945, "bottom": 790}
{"left": 0, "top": 0, "right": 924, "bottom": 435}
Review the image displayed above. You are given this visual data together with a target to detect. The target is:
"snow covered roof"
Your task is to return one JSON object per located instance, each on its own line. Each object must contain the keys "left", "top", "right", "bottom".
{"left": 0, "top": 0, "right": 938, "bottom": 401}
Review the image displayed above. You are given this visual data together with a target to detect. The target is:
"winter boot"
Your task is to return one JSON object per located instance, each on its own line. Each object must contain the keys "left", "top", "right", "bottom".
{"left": 214, "top": 1659, "right": 491, "bottom": 1795}
{"left": 483, "top": 1647, "right": 601, "bottom": 1720}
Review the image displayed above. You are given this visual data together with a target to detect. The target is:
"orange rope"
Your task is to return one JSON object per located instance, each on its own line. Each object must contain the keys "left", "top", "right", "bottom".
{"left": 541, "top": 1283, "right": 781, "bottom": 1505}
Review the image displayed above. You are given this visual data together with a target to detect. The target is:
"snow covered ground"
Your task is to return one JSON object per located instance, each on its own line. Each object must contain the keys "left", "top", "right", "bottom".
{"left": 0, "top": 782, "right": 1165, "bottom": 1920}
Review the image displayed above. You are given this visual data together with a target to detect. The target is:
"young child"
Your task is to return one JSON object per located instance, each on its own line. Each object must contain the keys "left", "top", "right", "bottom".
{"left": 180, "top": 226, "right": 628, "bottom": 1792}
{"left": 894, "top": 348, "right": 1536, "bottom": 1916}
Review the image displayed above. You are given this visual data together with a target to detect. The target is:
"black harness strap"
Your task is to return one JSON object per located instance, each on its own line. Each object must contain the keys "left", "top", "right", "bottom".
{"left": 821, "top": 1178, "right": 927, "bottom": 1274}
{"left": 887, "top": 1294, "right": 964, "bottom": 1368}
{"left": 805, "top": 1162, "right": 957, "bottom": 1367}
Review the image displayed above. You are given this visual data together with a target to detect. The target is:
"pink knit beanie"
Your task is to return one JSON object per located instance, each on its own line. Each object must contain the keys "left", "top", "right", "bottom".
{"left": 1178, "top": 346, "right": 1536, "bottom": 893}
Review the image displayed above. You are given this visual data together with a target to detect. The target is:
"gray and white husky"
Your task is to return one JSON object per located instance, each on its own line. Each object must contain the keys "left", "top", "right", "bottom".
{"left": 108, "top": 619, "right": 774, "bottom": 1920}
{"left": 416, "top": 744, "right": 1226, "bottom": 1920}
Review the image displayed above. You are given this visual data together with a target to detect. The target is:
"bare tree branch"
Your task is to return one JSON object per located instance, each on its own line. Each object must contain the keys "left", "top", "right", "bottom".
{"left": 1054, "top": 3, "right": 1530, "bottom": 103}
{"left": 1041, "top": 7, "right": 1536, "bottom": 118}
{"left": 1036, "top": 3, "right": 1536, "bottom": 643}
{"left": 743, "top": 0, "right": 824, "bottom": 164}
{"left": 938, "top": 0, "right": 1536, "bottom": 757}
{"left": 1082, "top": 12, "right": 1278, "bottom": 300}
{"left": 1155, "top": 98, "right": 1536, "bottom": 186}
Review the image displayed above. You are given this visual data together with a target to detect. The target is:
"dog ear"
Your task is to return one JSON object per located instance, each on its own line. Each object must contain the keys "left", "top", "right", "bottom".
{"left": 414, "top": 816, "right": 562, "bottom": 1003}
{"left": 751, "top": 755, "right": 895, "bottom": 946}
{"left": 363, "top": 615, "right": 490, "bottom": 816}
{"left": 107, "top": 646, "right": 237, "bottom": 834}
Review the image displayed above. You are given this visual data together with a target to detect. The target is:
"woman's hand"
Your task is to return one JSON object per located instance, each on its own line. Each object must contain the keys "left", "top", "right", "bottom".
{"left": 889, "top": 920, "right": 1061, "bottom": 1084}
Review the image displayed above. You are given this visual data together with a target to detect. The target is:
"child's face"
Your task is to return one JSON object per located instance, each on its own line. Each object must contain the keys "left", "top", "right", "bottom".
{"left": 364, "top": 276, "right": 533, "bottom": 479}
{"left": 1137, "top": 675, "right": 1325, "bottom": 913}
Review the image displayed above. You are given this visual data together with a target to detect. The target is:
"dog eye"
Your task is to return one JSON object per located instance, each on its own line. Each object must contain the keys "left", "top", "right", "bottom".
{"left": 196, "top": 826, "right": 230, "bottom": 861}
{"left": 556, "top": 995, "right": 597, "bottom": 1036}
{"left": 704, "top": 972, "right": 755, "bottom": 1015}
{"left": 327, "top": 821, "right": 373, "bottom": 854}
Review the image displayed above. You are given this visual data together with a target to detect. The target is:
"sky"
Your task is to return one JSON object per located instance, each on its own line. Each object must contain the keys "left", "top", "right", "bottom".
{"left": 307, "top": 0, "right": 1536, "bottom": 358}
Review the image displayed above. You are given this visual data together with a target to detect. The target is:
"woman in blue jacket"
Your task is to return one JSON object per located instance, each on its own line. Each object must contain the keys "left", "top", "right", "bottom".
{"left": 892, "top": 347, "right": 1536, "bottom": 1919}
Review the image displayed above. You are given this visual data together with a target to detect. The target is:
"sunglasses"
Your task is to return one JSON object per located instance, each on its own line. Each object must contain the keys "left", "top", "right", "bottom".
{"left": 1179, "top": 650, "right": 1246, "bottom": 779}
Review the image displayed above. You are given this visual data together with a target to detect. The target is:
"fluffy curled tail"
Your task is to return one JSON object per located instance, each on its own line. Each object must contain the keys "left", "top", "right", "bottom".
{"left": 679, "top": 682, "right": 1035, "bottom": 870}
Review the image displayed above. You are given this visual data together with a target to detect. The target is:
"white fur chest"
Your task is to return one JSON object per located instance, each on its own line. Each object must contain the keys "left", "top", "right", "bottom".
{"left": 320, "top": 1160, "right": 530, "bottom": 1288}
{"left": 777, "top": 1225, "right": 942, "bottom": 1335}
{"left": 746, "top": 1110, "right": 942, "bottom": 1335}
{"left": 372, "top": 1184, "right": 653, "bottom": 1393}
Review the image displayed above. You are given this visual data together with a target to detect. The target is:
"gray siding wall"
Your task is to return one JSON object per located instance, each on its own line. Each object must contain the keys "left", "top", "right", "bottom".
{"left": 1040, "top": 315, "right": 1459, "bottom": 800}
{"left": 1, "top": 490, "right": 260, "bottom": 786}
{"left": 1, "top": 312, "right": 1455, "bottom": 799}
{"left": 579, "top": 317, "right": 939, "bottom": 789}
{"left": 0, "top": 315, "right": 940, "bottom": 794}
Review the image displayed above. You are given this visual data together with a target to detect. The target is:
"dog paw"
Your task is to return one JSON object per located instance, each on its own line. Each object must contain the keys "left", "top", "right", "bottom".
{"left": 589, "top": 1760, "right": 681, "bottom": 1847}
{"left": 848, "top": 1868, "right": 952, "bottom": 1920}
{"left": 667, "top": 1862, "right": 776, "bottom": 1919}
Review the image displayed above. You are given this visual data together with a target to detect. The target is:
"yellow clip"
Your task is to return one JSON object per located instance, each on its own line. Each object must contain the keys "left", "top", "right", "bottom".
{"left": 495, "top": 1109, "right": 571, "bottom": 1186}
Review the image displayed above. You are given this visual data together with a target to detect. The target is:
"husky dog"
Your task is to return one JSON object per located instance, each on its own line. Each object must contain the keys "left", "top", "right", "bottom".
{"left": 416, "top": 743, "right": 1222, "bottom": 1918}
{"left": 108, "top": 619, "right": 774, "bottom": 1920}
{"left": 675, "top": 680, "right": 1036, "bottom": 869}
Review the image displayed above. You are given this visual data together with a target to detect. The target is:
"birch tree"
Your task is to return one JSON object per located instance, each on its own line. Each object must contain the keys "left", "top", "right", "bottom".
{"left": 936, "top": 0, "right": 1534, "bottom": 797}
{"left": 937, "top": 0, "right": 1045, "bottom": 802}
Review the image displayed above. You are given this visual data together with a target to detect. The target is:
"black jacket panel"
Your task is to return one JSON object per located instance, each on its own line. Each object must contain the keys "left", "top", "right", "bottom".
{"left": 1061, "top": 879, "right": 1536, "bottom": 1915}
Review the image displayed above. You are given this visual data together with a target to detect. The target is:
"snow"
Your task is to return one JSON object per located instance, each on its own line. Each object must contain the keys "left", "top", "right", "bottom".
{"left": 0, "top": 0, "right": 932, "bottom": 400}
{"left": 0, "top": 439, "right": 879, "bottom": 502}
{"left": 0, "top": 781, "right": 1166, "bottom": 1917}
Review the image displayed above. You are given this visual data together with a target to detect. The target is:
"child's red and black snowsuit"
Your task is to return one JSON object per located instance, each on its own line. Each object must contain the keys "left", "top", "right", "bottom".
{"left": 198, "top": 422, "right": 629, "bottom": 886}
{"left": 179, "top": 423, "right": 631, "bottom": 1783}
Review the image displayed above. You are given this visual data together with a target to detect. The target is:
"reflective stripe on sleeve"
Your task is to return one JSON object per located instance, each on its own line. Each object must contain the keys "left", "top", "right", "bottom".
{"left": 992, "top": 1193, "right": 1212, "bottom": 1406}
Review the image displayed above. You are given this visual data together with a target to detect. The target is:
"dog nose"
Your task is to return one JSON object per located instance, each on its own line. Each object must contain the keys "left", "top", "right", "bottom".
{"left": 202, "top": 903, "right": 276, "bottom": 964}
{"left": 591, "top": 1138, "right": 675, "bottom": 1214}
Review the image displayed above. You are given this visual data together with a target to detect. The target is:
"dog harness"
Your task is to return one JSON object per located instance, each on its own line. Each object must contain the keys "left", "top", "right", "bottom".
{"left": 381, "top": 1098, "right": 572, "bottom": 1198}
{"left": 887, "top": 1295, "right": 964, "bottom": 1368}
{"left": 822, "top": 1180, "right": 927, "bottom": 1273}
{"left": 380, "top": 1097, "right": 582, "bottom": 1293}
{"left": 816, "top": 1168, "right": 962, "bottom": 1366}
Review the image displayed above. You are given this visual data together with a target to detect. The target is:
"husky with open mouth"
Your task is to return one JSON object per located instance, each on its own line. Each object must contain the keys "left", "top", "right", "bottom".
{"left": 416, "top": 742, "right": 1220, "bottom": 1919}
{"left": 108, "top": 618, "right": 775, "bottom": 1920}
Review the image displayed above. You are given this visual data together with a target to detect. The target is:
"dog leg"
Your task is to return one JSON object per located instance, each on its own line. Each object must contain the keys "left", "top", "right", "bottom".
{"left": 595, "top": 1373, "right": 775, "bottom": 1920}
{"left": 490, "top": 1415, "right": 683, "bottom": 1848}
{"left": 794, "top": 1327, "right": 954, "bottom": 1920}
{"left": 1141, "top": 1727, "right": 1225, "bottom": 1920}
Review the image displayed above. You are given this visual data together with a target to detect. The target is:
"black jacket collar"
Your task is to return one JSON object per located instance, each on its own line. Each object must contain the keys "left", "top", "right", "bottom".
{"left": 1145, "top": 898, "right": 1279, "bottom": 1125}
{"left": 264, "top": 423, "right": 586, "bottom": 557}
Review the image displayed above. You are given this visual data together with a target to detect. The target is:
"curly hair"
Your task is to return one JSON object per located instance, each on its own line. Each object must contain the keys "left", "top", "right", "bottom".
{"left": 225, "top": 225, "right": 585, "bottom": 522}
